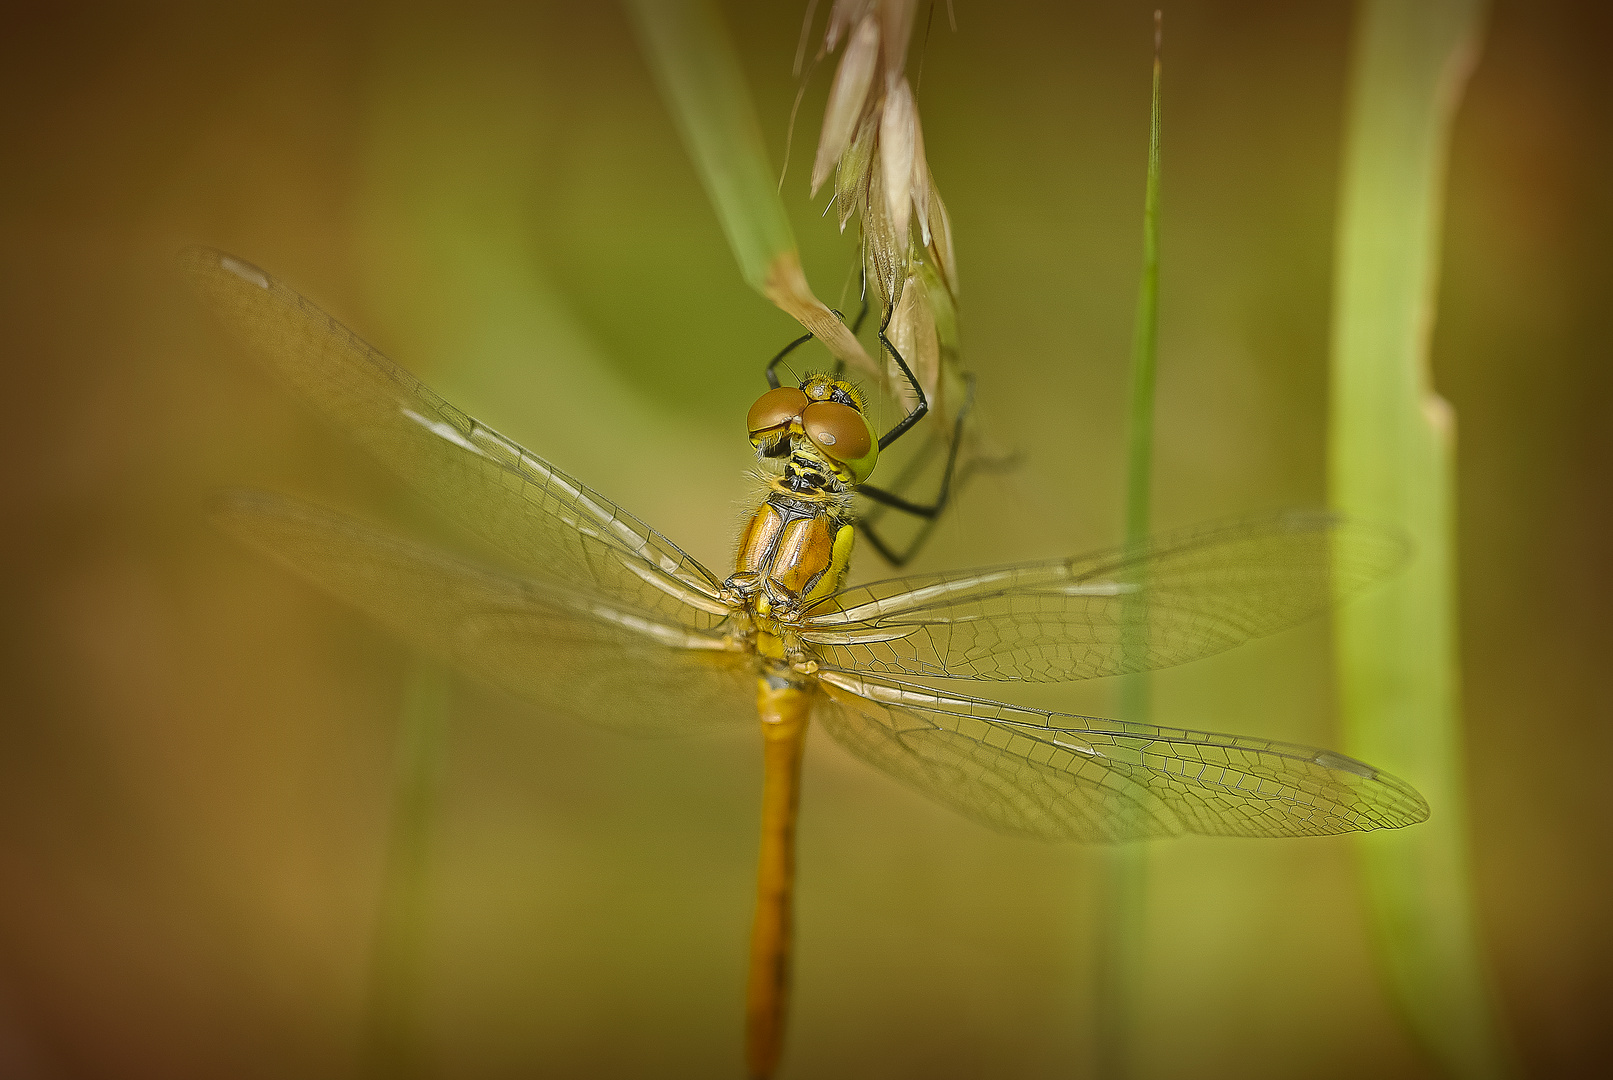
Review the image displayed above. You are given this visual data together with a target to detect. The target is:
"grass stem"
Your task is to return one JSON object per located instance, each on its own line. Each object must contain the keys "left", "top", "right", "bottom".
{"left": 1328, "top": 2, "right": 1515, "bottom": 1076}
{"left": 1094, "top": 16, "right": 1163, "bottom": 1079}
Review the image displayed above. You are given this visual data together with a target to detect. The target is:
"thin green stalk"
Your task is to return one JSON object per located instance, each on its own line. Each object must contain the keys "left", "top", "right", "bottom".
{"left": 623, "top": 0, "right": 876, "bottom": 376}
{"left": 362, "top": 660, "right": 453, "bottom": 1079}
{"left": 1124, "top": 19, "right": 1164, "bottom": 554}
{"left": 1328, "top": 2, "right": 1514, "bottom": 1077}
{"left": 1095, "top": 18, "right": 1162, "bottom": 1080}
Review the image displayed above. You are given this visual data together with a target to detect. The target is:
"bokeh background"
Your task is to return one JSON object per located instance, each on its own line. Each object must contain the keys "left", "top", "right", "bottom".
{"left": 2, "top": 1, "right": 1608, "bottom": 1077}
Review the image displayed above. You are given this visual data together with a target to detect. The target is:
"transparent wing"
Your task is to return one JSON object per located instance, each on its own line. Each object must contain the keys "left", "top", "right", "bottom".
{"left": 184, "top": 247, "right": 730, "bottom": 634}
{"left": 803, "top": 511, "right": 1405, "bottom": 681}
{"left": 814, "top": 671, "right": 1428, "bottom": 842}
{"left": 215, "top": 491, "right": 755, "bottom": 736}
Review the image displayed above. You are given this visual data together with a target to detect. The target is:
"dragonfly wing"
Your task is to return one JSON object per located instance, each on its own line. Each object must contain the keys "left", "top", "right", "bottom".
{"left": 803, "top": 511, "right": 1406, "bottom": 682}
{"left": 814, "top": 670, "right": 1428, "bottom": 842}
{"left": 184, "top": 248, "right": 730, "bottom": 634}
{"left": 454, "top": 611, "right": 756, "bottom": 738}
{"left": 215, "top": 491, "right": 754, "bottom": 736}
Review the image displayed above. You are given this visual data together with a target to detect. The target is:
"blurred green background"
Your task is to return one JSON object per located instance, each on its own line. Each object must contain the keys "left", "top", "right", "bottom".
{"left": 1, "top": 1, "right": 1607, "bottom": 1077}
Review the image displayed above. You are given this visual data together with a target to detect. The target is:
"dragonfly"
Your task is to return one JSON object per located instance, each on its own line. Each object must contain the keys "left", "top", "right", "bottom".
{"left": 184, "top": 248, "right": 1428, "bottom": 1080}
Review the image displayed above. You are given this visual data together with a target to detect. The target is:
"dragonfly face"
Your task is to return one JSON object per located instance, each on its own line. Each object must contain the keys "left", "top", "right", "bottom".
{"left": 187, "top": 247, "right": 1429, "bottom": 1079}
{"left": 746, "top": 375, "right": 880, "bottom": 488}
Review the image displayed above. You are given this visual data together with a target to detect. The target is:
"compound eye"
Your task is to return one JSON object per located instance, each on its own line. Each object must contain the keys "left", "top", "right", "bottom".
{"left": 747, "top": 387, "right": 810, "bottom": 441}
{"left": 802, "top": 401, "right": 876, "bottom": 480}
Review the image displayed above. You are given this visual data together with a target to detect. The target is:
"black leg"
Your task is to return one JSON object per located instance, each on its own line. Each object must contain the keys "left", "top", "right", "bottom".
{"left": 856, "top": 373, "right": 977, "bottom": 566}
{"left": 765, "top": 331, "right": 815, "bottom": 389}
{"left": 849, "top": 287, "right": 870, "bottom": 335}
{"left": 875, "top": 310, "right": 930, "bottom": 451}
{"left": 830, "top": 290, "right": 869, "bottom": 378}
{"left": 765, "top": 293, "right": 869, "bottom": 388}
{"left": 767, "top": 264, "right": 872, "bottom": 388}
{"left": 857, "top": 505, "right": 951, "bottom": 567}
{"left": 856, "top": 515, "right": 909, "bottom": 566}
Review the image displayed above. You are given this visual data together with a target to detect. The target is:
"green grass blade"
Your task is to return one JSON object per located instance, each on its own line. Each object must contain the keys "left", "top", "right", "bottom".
{"left": 1123, "top": 21, "right": 1163, "bottom": 556}
{"left": 1328, "top": 2, "right": 1516, "bottom": 1077}
{"left": 624, "top": 0, "right": 875, "bottom": 376}
{"left": 623, "top": 0, "right": 790, "bottom": 293}
{"left": 1095, "top": 18, "right": 1163, "bottom": 1080}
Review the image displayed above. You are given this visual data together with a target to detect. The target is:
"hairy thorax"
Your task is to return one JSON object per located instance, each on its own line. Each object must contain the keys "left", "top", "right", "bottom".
{"left": 724, "top": 450, "right": 856, "bottom": 662}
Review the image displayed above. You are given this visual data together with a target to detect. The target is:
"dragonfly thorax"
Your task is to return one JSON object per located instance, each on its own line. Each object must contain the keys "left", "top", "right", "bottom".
{"left": 726, "top": 492, "right": 855, "bottom": 629}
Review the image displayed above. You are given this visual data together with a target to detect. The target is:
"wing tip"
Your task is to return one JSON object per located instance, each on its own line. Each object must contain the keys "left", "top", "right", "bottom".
{"left": 1315, "top": 753, "right": 1432, "bottom": 832}
{"left": 1377, "top": 773, "right": 1433, "bottom": 829}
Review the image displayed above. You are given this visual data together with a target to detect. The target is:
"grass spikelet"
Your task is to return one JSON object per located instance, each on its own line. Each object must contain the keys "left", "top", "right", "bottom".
{"left": 796, "top": 0, "right": 970, "bottom": 438}
{"left": 812, "top": 15, "right": 881, "bottom": 193}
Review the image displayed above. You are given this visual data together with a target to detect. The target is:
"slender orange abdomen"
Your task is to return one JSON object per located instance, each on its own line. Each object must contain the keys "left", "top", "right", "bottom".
{"left": 746, "top": 677, "right": 812, "bottom": 1080}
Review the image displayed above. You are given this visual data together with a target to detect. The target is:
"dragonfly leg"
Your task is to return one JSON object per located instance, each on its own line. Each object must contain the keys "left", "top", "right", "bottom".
{"left": 829, "top": 290, "right": 871, "bottom": 379}
{"left": 849, "top": 288, "right": 870, "bottom": 335}
{"left": 860, "top": 372, "right": 975, "bottom": 519}
{"left": 764, "top": 280, "right": 867, "bottom": 388}
{"left": 764, "top": 331, "right": 816, "bottom": 390}
{"left": 874, "top": 308, "right": 929, "bottom": 451}
{"left": 856, "top": 373, "right": 976, "bottom": 567}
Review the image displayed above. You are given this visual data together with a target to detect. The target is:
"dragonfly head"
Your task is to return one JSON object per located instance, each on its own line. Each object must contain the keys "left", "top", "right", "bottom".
{"left": 746, "top": 374, "right": 879, "bottom": 486}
